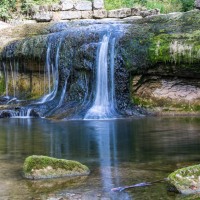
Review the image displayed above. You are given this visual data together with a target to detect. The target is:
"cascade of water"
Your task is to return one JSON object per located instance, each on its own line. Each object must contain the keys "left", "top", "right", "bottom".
{"left": 10, "top": 108, "right": 33, "bottom": 118}
{"left": 57, "top": 81, "right": 67, "bottom": 107}
{"left": 110, "top": 38, "right": 116, "bottom": 111}
{"left": 84, "top": 34, "right": 117, "bottom": 119}
{"left": 38, "top": 36, "right": 61, "bottom": 103}
{"left": 3, "top": 62, "right": 9, "bottom": 97}
{"left": 2, "top": 60, "right": 19, "bottom": 101}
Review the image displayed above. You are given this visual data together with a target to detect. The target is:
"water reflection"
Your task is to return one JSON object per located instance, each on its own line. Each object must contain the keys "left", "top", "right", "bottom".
{"left": 0, "top": 117, "right": 200, "bottom": 199}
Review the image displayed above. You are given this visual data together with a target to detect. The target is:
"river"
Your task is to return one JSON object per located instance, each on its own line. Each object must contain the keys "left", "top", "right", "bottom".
{"left": 0, "top": 116, "right": 200, "bottom": 199}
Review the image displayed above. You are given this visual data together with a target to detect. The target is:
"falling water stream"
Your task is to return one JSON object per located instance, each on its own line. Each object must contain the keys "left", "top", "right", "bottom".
{"left": 84, "top": 34, "right": 117, "bottom": 119}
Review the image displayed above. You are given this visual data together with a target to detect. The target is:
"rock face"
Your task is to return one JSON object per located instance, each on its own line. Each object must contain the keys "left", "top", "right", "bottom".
{"left": 168, "top": 164, "right": 200, "bottom": 194}
{"left": 23, "top": 155, "right": 90, "bottom": 179}
{"left": 81, "top": 11, "right": 93, "bottom": 19}
{"left": 0, "top": 11, "right": 200, "bottom": 118}
{"left": 33, "top": 11, "right": 53, "bottom": 22}
{"left": 195, "top": 0, "right": 200, "bottom": 9}
{"left": 75, "top": 1, "right": 92, "bottom": 11}
{"left": 140, "top": 9, "right": 160, "bottom": 17}
{"left": 60, "top": 11, "right": 82, "bottom": 19}
{"left": 121, "top": 11, "right": 200, "bottom": 114}
{"left": 93, "top": 9, "right": 107, "bottom": 18}
{"left": 26, "top": 0, "right": 159, "bottom": 22}
{"left": 93, "top": 0, "right": 104, "bottom": 9}
{"left": 108, "top": 8, "right": 131, "bottom": 18}
{"left": 60, "top": 0, "right": 74, "bottom": 11}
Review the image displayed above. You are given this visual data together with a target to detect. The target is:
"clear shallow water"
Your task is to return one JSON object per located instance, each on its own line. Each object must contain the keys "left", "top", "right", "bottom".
{"left": 0, "top": 117, "right": 200, "bottom": 199}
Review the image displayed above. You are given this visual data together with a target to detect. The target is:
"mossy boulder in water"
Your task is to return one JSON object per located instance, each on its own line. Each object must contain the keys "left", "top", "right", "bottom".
{"left": 23, "top": 155, "right": 90, "bottom": 179}
{"left": 168, "top": 164, "right": 200, "bottom": 194}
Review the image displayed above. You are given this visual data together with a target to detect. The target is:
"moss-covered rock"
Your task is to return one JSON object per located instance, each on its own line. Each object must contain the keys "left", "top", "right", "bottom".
{"left": 168, "top": 164, "right": 200, "bottom": 194}
{"left": 23, "top": 155, "right": 90, "bottom": 179}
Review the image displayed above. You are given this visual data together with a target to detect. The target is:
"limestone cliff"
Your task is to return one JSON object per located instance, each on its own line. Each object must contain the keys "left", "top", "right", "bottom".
{"left": 0, "top": 10, "right": 200, "bottom": 118}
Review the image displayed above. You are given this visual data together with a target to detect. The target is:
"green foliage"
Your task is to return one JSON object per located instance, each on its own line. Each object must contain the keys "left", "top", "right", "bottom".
{"left": 22, "top": 0, "right": 59, "bottom": 6}
{"left": 0, "top": 0, "right": 195, "bottom": 20}
{"left": 180, "top": 0, "right": 195, "bottom": 12}
{"left": 0, "top": 0, "right": 16, "bottom": 21}
{"left": 105, "top": 0, "right": 135, "bottom": 10}
{"left": 21, "top": 0, "right": 59, "bottom": 15}
{"left": 145, "top": 0, "right": 182, "bottom": 13}
{"left": 105, "top": 0, "right": 195, "bottom": 13}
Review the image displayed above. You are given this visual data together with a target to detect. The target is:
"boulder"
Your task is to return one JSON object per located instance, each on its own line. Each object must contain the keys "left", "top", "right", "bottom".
{"left": 23, "top": 155, "right": 90, "bottom": 179}
{"left": 75, "top": 1, "right": 92, "bottom": 11}
{"left": 93, "top": 0, "right": 104, "bottom": 10}
{"left": 60, "top": 0, "right": 74, "bottom": 11}
{"left": 33, "top": 11, "right": 53, "bottom": 22}
{"left": 60, "top": 11, "right": 82, "bottom": 20}
{"left": 93, "top": 9, "right": 107, "bottom": 19}
{"left": 195, "top": 0, "right": 200, "bottom": 9}
{"left": 108, "top": 8, "right": 131, "bottom": 18}
{"left": 168, "top": 164, "right": 200, "bottom": 194}
{"left": 81, "top": 11, "right": 93, "bottom": 19}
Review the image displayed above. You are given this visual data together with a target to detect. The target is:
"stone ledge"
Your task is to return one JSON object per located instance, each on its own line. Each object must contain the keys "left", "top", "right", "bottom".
{"left": 60, "top": 11, "right": 82, "bottom": 20}
{"left": 93, "top": 0, "right": 104, "bottom": 10}
{"left": 28, "top": 0, "right": 160, "bottom": 22}
{"left": 75, "top": 1, "right": 92, "bottom": 11}
{"left": 108, "top": 8, "right": 131, "bottom": 18}
{"left": 93, "top": 9, "right": 107, "bottom": 19}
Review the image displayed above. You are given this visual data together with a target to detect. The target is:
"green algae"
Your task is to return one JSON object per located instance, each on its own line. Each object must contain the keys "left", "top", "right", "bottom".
{"left": 131, "top": 95, "right": 200, "bottom": 113}
{"left": 148, "top": 31, "right": 200, "bottom": 65}
{"left": 168, "top": 164, "right": 200, "bottom": 194}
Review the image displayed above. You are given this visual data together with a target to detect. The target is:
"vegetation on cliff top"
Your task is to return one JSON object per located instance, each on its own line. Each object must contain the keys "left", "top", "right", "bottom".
{"left": 0, "top": 0, "right": 195, "bottom": 21}
{"left": 105, "top": 0, "right": 195, "bottom": 13}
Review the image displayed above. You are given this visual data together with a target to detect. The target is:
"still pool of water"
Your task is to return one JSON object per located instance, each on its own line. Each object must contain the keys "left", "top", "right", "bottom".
{"left": 0, "top": 116, "right": 200, "bottom": 200}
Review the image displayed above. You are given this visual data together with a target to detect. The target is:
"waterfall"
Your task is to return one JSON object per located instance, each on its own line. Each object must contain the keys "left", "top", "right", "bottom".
{"left": 0, "top": 22, "right": 129, "bottom": 119}
{"left": 84, "top": 34, "right": 117, "bottom": 119}
{"left": 37, "top": 35, "right": 62, "bottom": 104}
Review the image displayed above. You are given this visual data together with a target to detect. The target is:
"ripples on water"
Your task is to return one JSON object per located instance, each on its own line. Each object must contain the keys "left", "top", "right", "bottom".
{"left": 0, "top": 117, "right": 200, "bottom": 199}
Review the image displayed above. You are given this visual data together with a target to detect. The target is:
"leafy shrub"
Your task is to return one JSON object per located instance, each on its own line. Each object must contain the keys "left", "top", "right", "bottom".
{"left": 145, "top": 0, "right": 182, "bottom": 13}
{"left": 21, "top": 0, "right": 59, "bottom": 15}
{"left": 105, "top": 0, "right": 195, "bottom": 13}
{"left": 180, "top": 0, "right": 194, "bottom": 12}
{"left": 0, "top": 0, "right": 16, "bottom": 21}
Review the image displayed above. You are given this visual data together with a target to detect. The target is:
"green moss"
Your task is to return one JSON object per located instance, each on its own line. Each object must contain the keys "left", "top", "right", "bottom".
{"left": 132, "top": 96, "right": 154, "bottom": 108}
{"left": 23, "top": 155, "right": 90, "bottom": 179}
{"left": 0, "top": 75, "right": 5, "bottom": 95}
{"left": 148, "top": 31, "right": 200, "bottom": 65}
{"left": 131, "top": 96, "right": 200, "bottom": 113}
{"left": 168, "top": 164, "right": 200, "bottom": 194}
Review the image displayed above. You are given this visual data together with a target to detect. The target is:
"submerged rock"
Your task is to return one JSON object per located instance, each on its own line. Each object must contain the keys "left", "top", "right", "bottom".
{"left": 23, "top": 155, "right": 90, "bottom": 179}
{"left": 168, "top": 164, "right": 200, "bottom": 194}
